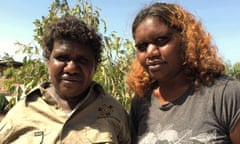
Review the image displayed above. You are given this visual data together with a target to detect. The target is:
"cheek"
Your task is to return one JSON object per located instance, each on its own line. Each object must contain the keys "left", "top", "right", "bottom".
{"left": 162, "top": 42, "right": 183, "bottom": 59}
{"left": 172, "top": 45, "right": 184, "bottom": 60}
{"left": 88, "top": 67, "right": 96, "bottom": 78}
{"left": 167, "top": 48, "right": 184, "bottom": 67}
{"left": 81, "top": 64, "right": 96, "bottom": 76}
{"left": 136, "top": 52, "right": 145, "bottom": 63}
{"left": 48, "top": 60, "right": 63, "bottom": 76}
{"left": 136, "top": 52, "right": 148, "bottom": 71}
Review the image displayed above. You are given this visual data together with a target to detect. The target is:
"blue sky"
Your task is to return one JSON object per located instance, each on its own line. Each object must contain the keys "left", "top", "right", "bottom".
{"left": 0, "top": 0, "right": 239, "bottom": 64}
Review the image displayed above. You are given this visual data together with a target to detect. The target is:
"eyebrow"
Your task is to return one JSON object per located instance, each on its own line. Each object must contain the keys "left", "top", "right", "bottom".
{"left": 137, "top": 30, "right": 174, "bottom": 43}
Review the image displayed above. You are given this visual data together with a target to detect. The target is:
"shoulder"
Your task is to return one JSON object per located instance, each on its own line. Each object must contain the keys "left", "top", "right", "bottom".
{"left": 100, "top": 93, "right": 127, "bottom": 114}
{"left": 210, "top": 75, "right": 240, "bottom": 116}
{"left": 215, "top": 74, "right": 240, "bottom": 85}
{"left": 92, "top": 83, "right": 131, "bottom": 131}
{"left": 131, "top": 93, "right": 151, "bottom": 109}
{"left": 93, "top": 82, "right": 123, "bottom": 106}
{"left": 213, "top": 75, "right": 240, "bottom": 94}
{"left": 209, "top": 75, "right": 240, "bottom": 104}
{"left": 130, "top": 94, "right": 151, "bottom": 119}
{"left": 211, "top": 75, "right": 240, "bottom": 131}
{"left": 5, "top": 82, "right": 49, "bottom": 115}
{"left": 24, "top": 82, "right": 51, "bottom": 104}
{"left": 92, "top": 82, "right": 128, "bottom": 115}
{"left": 1, "top": 83, "right": 47, "bottom": 117}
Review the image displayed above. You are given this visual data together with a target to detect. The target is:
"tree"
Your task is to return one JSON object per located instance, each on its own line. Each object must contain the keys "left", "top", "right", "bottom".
{"left": 0, "top": 53, "right": 14, "bottom": 62}
{"left": 3, "top": 0, "right": 135, "bottom": 111}
{"left": 224, "top": 61, "right": 240, "bottom": 80}
{"left": 0, "top": 94, "right": 8, "bottom": 114}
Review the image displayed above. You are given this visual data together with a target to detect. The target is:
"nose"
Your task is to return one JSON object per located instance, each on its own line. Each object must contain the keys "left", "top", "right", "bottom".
{"left": 64, "top": 60, "right": 80, "bottom": 74}
{"left": 146, "top": 43, "right": 160, "bottom": 58}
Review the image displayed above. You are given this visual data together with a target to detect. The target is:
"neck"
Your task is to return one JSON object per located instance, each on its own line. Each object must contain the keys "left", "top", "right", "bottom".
{"left": 47, "top": 86, "right": 89, "bottom": 113}
{"left": 154, "top": 73, "right": 190, "bottom": 105}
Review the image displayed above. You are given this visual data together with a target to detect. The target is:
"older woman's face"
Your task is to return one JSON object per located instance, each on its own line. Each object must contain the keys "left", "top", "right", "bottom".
{"left": 48, "top": 40, "right": 96, "bottom": 99}
{"left": 134, "top": 17, "right": 184, "bottom": 83}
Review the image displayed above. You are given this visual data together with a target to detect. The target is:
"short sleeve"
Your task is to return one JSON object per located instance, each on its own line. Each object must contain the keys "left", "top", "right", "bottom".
{"left": 214, "top": 77, "right": 240, "bottom": 132}
{"left": 0, "top": 102, "right": 23, "bottom": 144}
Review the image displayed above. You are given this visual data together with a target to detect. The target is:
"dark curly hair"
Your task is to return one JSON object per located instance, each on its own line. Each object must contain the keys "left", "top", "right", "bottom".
{"left": 42, "top": 15, "right": 103, "bottom": 66}
{"left": 126, "top": 2, "right": 225, "bottom": 97}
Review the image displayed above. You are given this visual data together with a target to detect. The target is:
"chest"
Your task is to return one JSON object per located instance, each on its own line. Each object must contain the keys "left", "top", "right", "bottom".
{"left": 136, "top": 90, "right": 231, "bottom": 143}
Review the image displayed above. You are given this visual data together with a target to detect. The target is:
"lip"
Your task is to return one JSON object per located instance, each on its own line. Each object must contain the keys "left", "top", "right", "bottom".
{"left": 61, "top": 77, "right": 82, "bottom": 83}
{"left": 60, "top": 79, "right": 82, "bottom": 88}
{"left": 147, "top": 59, "right": 166, "bottom": 72}
{"left": 147, "top": 58, "right": 165, "bottom": 64}
{"left": 148, "top": 63, "right": 164, "bottom": 72}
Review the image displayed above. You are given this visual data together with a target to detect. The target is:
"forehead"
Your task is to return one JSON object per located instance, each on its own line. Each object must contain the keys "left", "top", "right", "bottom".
{"left": 52, "top": 40, "right": 93, "bottom": 56}
{"left": 134, "top": 17, "right": 172, "bottom": 41}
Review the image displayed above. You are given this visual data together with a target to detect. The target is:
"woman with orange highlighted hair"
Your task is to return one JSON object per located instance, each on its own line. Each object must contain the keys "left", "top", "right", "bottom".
{"left": 127, "top": 2, "right": 240, "bottom": 144}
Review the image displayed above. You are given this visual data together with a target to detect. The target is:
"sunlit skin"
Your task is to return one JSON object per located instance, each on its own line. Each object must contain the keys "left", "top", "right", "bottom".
{"left": 134, "top": 17, "right": 190, "bottom": 104}
{"left": 230, "top": 118, "right": 240, "bottom": 143}
{"left": 47, "top": 40, "right": 96, "bottom": 112}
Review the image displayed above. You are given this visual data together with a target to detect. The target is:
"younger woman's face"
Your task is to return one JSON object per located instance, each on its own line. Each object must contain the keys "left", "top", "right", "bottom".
{"left": 134, "top": 17, "right": 184, "bottom": 83}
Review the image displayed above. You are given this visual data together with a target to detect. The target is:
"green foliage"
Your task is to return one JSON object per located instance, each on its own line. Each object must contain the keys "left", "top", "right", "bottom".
{"left": 0, "top": 94, "right": 8, "bottom": 114}
{"left": 94, "top": 33, "right": 135, "bottom": 110}
{"left": 0, "top": 53, "right": 14, "bottom": 62}
{"left": 3, "top": 42, "right": 48, "bottom": 107}
{"left": 3, "top": 0, "right": 135, "bottom": 112}
{"left": 2, "top": 0, "right": 240, "bottom": 114}
{"left": 224, "top": 61, "right": 240, "bottom": 80}
{"left": 33, "top": 0, "right": 106, "bottom": 48}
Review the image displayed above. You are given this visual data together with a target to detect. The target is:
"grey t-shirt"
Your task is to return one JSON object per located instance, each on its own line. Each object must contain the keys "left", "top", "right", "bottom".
{"left": 131, "top": 75, "right": 240, "bottom": 144}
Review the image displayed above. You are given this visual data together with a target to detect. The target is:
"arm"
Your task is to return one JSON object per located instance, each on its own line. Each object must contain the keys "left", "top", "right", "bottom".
{"left": 225, "top": 77, "right": 240, "bottom": 143}
{"left": 216, "top": 76, "right": 240, "bottom": 143}
{"left": 0, "top": 109, "right": 17, "bottom": 144}
{"left": 130, "top": 100, "right": 137, "bottom": 144}
{"left": 230, "top": 118, "right": 240, "bottom": 144}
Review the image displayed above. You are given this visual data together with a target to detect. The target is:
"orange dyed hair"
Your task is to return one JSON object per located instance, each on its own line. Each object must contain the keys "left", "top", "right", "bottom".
{"left": 126, "top": 2, "right": 225, "bottom": 97}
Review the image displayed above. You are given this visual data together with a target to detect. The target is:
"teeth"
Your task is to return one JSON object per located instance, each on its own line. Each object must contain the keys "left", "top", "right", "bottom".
{"left": 148, "top": 62, "right": 167, "bottom": 71}
{"left": 147, "top": 59, "right": 164, "bottom": 65}
{"left": 148, "top": 62, "right": 165, "bottom": 66}
{"left": 149, "top": 64, "right": 161, "bottom": 70}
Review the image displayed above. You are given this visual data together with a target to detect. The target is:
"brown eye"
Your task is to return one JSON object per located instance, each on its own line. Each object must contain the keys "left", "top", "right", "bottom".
{"left": 55, "top": 55, "right": 69, "bottom": 62}
{"left": 135, "top": 43, "right": 148, "bottom": 52}
{"left": 75, "top": 57, "right": 89, "bottom": 65}
{"left": 154, "top": 37, "right": 170, "bottom": 47}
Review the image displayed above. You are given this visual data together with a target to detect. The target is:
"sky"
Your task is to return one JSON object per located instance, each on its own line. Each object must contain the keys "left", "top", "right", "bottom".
{"left": 0, "top": 0, "right": 239, "bottom": 64}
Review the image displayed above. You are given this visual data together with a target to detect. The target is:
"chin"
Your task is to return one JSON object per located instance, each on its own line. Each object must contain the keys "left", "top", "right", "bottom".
{"left": 60, "top": 90, "right": 81, "bottom": 97}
